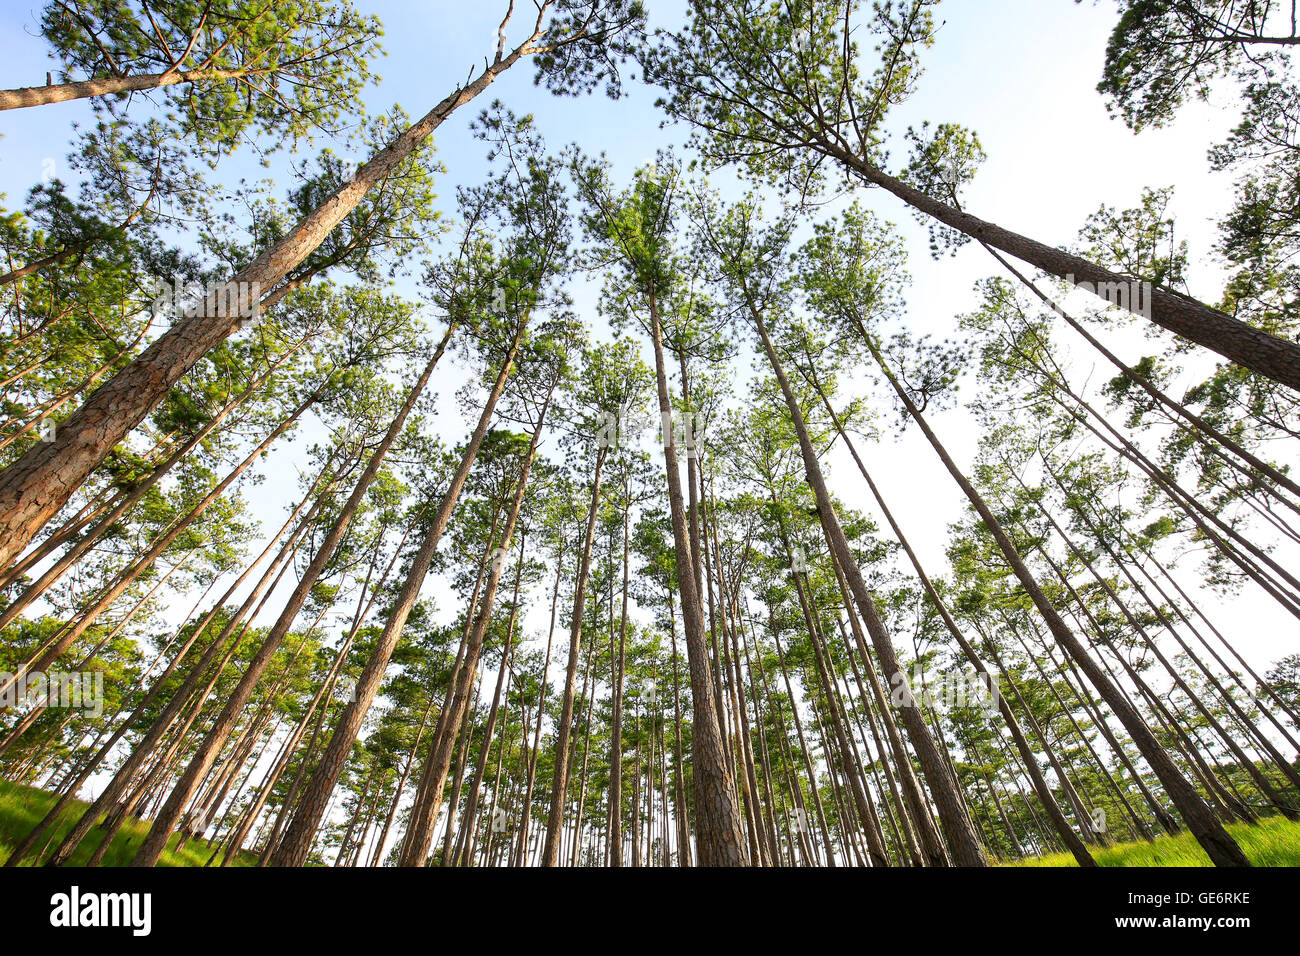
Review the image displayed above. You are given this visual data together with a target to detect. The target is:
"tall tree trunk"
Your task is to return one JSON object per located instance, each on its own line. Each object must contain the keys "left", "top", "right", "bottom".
{"left": 397, "top": 375, "right": 556, "bottom": 866}
{"left": 646, "top": 283, "right": 748, "bottom": 865}
{"left": 541, "top": 446, "right": 607, "bottom": 865}
{"left": 129, "top": 336, "right": 448, "bottom": 866}
{"left": 826, "top": 144, "right": 1300, "bottom": 389}
{"left": 799, "top": 370, "right": 1097, "bottom": 865}
{"left": 267, "top": 323, "right": 522, "bottom": 866}
{"left": 515, "top": 534, "right": 564, "bottom": 864}
{"left": 860, "top": 333, "right": 1250, "bottom": 867}
{"left": 454, "top": 535, "right": 526, "bottom": 866}
{"left": 746, "top": 299, "right": 987, "bottom": 866}
{"left": 0, "top": 29, "right": 550, "bottom": 568}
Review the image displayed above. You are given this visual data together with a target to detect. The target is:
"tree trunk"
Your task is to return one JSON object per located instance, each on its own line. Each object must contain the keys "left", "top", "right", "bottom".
{"left": 747, "top": 298, "right": 987, "bottom": 866}
{"left": 0, "top": 38, "right": 541, "bottom": 568}
{"left": 828, "top": 144, "right": 1300, "bottom": 390}
{"left": 541, "top": 446, "right": 607, "bottom": 865}
{"left": 267, "top": 324, "right": 523, "bottom": 866}
{"left": 861, "top": 333, "right": 1250, "bottom": 867}
{"left": 129, "top": 335, "right": 447, "bottom": 866}
{"left": 646, "top": 284, "right": 749, "bottom": 866}
{"left": 397, "top": 376, "right": 556, "bottom": 866}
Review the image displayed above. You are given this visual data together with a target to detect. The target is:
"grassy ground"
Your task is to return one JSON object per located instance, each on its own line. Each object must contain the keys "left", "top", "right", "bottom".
{"left": 0, "top": 778, "right": 255, "bottom": 867}
{"left": 1008, "top": 815, "right": 1300, "bottom": 866}
{"left": 5, "top": 775, "right": 1297, "bottom": 867}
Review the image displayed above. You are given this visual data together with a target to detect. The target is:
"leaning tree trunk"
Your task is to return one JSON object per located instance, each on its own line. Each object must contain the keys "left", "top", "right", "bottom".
{"left": 129, "top": 339, "right": 447, "bottom": 866}
{"left": 36, "top": 458, "right": 336, "bottom": 867}
{"left": 0, "top": 38, "right": 542, "bottom": 570}
{"left": 397, "top": 376, "right": 557, "bottom": 866}
{"left": 0, "top": 388, "right": 318, "bottom": 706}
{"left": 860, "top": 331, "right": 1250, "bottom": 867}
{"left": 225, "top": 524, "right": 413, "bottom": 865}
{"left": 541, "top": 445, "right": 607, "bottom": 866}
{"left": 800, "top": 370, "right": 1097, "bottom": 865}
{"left": 825, "top": 143, "right": 1300, "bottom": 391}
{"left": 265, "top": 323, "right": 523, "bottom": 867}
{"left": 986, "top": 245, "right": 1300, "bottom": 502}
{"left": 0, "top": 335, "right": 309, "bottom": 614}
{"left": 747, "top": 297, "right": 988, "bottom": 866}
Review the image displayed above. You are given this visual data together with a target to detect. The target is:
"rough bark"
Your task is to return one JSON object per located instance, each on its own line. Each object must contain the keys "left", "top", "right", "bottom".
{"left": 0, "top": 41, "right": 537, "bottom": 569}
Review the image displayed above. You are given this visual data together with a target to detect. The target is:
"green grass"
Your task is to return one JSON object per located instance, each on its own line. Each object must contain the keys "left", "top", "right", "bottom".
{"left": 5, "top": 775, "right": 1297, "bottom": 868}
{"left": 0, "top": 778, "right": 256, "bottom": 867}
{"left": 1006, "top": 815, "right": 1300, "bottom": 867}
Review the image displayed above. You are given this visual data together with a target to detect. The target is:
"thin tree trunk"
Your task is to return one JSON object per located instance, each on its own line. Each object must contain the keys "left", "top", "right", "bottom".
{"left": 268, "top": 323, "right": 526, "bottom": 866}
{"left": 129, "top": 331, "right": 448, "bottom": 866}
{"left": 541, "top": 446, "right": 607, "bottom": 865}
{"left": 397, "top": 374, "right": 556, "bottom": 866}
{"left": 859, "top": 333, "right": 1250, "bottom": 866}
{"left": 746, "top": 298, "right": 987, "bottom": 866}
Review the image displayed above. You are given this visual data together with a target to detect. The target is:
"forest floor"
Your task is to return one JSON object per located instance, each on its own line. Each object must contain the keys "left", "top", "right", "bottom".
{"left": 1007, "top": 815, "right": 1300, "bottom": 866}
{"left": 0, "top": 778, "right": 256, "bottom": 866}
{"left": 4, "top": 777, "right": 1298, "bottom": 867}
